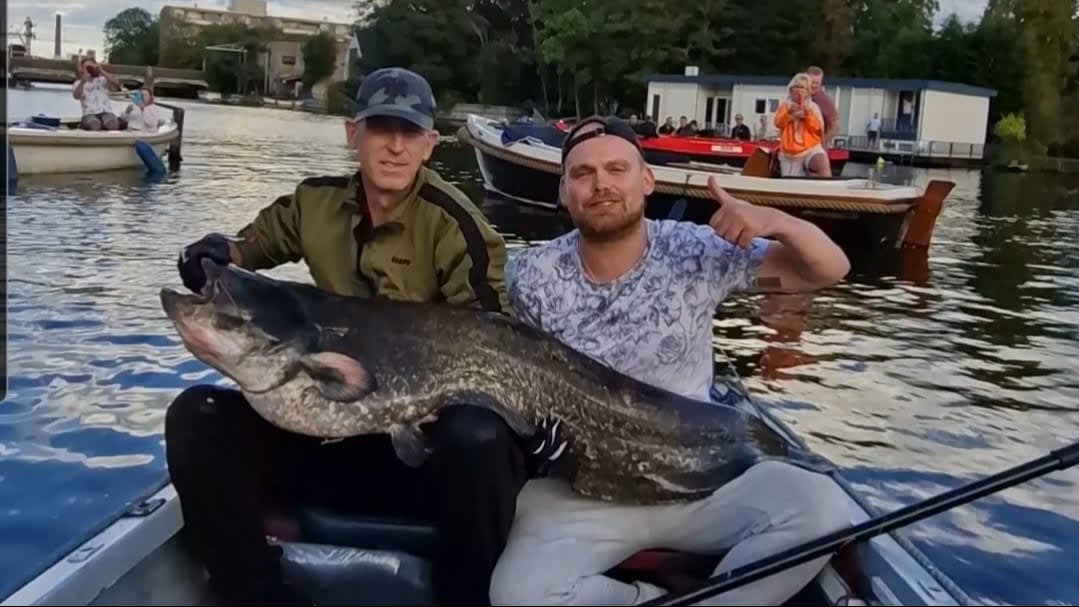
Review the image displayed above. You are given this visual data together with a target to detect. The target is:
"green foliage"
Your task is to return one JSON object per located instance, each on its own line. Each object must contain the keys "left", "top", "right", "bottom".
{"left": 993, "top": 113, "right": 1027, "bottom": 142}
{"left": 302, "top": 32, "right": 338, "bottom": 93}
{"left": 103, "top": 7, "right": 159, "bottom": 65}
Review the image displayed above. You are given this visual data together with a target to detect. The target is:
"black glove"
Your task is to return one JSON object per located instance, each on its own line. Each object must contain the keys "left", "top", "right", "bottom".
{"left": 178, "top": 233, "right": 234, "bottom": 293}
{"left": 524, "top": 415, "right": 569, "bottom": 478}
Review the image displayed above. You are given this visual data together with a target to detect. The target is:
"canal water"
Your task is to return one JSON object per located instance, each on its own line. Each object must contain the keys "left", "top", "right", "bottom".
{"left": 2, "top": 84, "right": 1078, "bottom": 605}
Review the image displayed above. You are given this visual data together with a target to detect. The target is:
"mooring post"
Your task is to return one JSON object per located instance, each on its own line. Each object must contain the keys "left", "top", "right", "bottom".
{"left": 167, "top": 105, "right": 185, "bottom": 171}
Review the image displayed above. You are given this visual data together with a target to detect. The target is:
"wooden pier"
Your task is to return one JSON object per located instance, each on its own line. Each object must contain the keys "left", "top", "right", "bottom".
{"left": 4, "top": 55, "right": 209, "bottom": 98}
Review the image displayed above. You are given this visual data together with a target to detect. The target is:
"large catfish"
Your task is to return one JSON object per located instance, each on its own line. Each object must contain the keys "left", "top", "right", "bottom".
{"left": 159, "top": 260, "right": 830, "bottom": 505}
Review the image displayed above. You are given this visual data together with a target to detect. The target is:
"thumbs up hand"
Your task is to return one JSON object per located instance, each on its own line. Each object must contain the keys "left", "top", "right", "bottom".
{"left": 706, "top": 176, "right": 788, "bottom": 249}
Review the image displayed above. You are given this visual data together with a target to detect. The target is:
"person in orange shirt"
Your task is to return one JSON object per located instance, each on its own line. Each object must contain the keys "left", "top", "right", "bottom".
{"left": 774, "top": 73, "right": 831, "bottom": 177}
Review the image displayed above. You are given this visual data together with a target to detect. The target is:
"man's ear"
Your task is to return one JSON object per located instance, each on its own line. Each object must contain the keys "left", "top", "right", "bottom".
{"left": 423, "top": 129, "right": 439, "bottom": 160}
{"left": 642, "top": 163, "right": 656, "bottom": 196}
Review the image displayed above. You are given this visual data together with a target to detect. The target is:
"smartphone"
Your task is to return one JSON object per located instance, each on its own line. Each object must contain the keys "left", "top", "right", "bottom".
{"left": 131, "top": 90, "right": 143, "bottom": 106}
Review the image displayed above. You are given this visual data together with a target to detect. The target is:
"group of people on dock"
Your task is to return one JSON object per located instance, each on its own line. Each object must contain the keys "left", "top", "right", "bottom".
{"left": 72, "top": 55, "right": 164, "bottom": 133}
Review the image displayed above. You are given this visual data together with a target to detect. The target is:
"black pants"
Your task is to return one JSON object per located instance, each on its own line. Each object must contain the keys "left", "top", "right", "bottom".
{"left": 164, "top": 384, "right": 529, "bottom": 605}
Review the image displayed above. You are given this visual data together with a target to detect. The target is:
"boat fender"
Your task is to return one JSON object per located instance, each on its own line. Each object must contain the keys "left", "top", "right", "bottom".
{"left": 7, "top": 144, "right": 17, "bottom": 189}
{"left": 134, "top": 140, "right": 167, "bottom": 176}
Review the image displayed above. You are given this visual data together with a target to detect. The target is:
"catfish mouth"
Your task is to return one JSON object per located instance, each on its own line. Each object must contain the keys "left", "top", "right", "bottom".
{"left": 160, "top": 259, "right": 246, "bottom": 372}
{"left": 160, "top": 258, "right": 231, "bottom": 320}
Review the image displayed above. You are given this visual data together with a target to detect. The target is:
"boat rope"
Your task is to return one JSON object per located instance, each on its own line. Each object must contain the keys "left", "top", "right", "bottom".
{"left": 457, "top": 127, "right": 913, "bottom": 216}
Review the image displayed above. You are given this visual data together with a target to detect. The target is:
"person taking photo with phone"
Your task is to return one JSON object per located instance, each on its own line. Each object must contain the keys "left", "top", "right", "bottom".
{"left": 72, "top": 56, "right": 123, "bottom": 131}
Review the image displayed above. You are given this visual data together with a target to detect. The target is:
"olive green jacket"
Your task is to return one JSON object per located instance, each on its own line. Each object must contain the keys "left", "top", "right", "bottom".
{"left": 233, "top": 166, "right": 508, "bottom": 313}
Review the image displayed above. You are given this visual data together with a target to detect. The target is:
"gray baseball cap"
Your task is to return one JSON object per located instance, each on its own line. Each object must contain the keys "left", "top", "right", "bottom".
{"left": 352, "top": 67, "right": 437, "bottom": 130}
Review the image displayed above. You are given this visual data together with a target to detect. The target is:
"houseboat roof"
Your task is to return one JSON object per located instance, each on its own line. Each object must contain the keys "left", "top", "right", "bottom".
{"left": 644, "top": 73, "right": 998, "bottom": 98}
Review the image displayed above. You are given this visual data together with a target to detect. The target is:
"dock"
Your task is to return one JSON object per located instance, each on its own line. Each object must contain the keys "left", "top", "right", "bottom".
{"left": 837, "top": 134, "right": 986, "bottom": 168}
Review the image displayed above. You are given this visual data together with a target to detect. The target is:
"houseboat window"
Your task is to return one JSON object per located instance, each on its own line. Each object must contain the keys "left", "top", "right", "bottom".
{"left": 769, "top": 99, "right": 780, "bottom": 112}
{"left": 755, "top": 99, "right": 766, "bottom": 114}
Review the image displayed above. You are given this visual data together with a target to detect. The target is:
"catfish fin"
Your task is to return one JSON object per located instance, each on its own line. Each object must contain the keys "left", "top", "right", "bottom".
{"left": 300, "top": 351, "right": 375, "bottom": 402}
{"left": 390, "top": 424, "right": 429, "bottom": 468}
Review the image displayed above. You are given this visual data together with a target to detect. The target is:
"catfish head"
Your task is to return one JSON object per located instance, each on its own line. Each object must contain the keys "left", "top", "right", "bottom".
{"left": 159, "top": 260, "right": 371, "bottom": 401}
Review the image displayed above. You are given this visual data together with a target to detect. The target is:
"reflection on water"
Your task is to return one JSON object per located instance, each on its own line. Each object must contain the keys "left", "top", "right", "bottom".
{"left": 2, "top": 86, "right": 1078, "bottom": 605}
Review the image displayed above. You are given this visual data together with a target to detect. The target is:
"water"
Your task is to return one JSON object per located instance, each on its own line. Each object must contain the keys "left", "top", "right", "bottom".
{"left": 2, "top": 84, "right": 1078, "bottom": 605}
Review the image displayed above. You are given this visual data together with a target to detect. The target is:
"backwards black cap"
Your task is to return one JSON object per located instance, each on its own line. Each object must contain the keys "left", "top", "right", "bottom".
{"left": 561, "top": 115, "right": 643, "bottom": 166}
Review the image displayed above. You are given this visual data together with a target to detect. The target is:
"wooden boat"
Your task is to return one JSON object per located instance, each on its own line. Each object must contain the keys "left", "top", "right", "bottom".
{"left": 0, "top": 365, "right": 975, "bottom": 606}
{"left": 457, "top": 114, "right": 955, "bottom": 253}
{"left": 4, "top": 116, "right": 180, "bottom": 176}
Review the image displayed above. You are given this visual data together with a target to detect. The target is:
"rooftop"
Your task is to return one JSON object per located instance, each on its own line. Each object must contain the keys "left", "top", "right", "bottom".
{"left": 645, "top": 73, "right": 998, "bottom": 98}
{"left": 160, "top": 4, "right": 353, "bottom": 28}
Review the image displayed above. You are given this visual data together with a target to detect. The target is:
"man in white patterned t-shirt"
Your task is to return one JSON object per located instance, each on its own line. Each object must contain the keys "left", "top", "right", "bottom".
{"left": 72, "top": 56, "right": 122, "bottom": 131}
{"left": 490, "top": 116, "right": 852, "bottom": 606}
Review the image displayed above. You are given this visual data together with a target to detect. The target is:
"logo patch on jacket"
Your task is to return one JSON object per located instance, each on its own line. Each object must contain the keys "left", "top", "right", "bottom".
{"left": 391, "top": 256, "right": 411, "bottom": 266}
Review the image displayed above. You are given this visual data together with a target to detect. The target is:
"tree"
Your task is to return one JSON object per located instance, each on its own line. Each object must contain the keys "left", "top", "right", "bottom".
{"left": 103, "top": 7, "right": 159, "bottom": 65}
{"left": 302, "top": 32, "right": 338, "bottom": 94}
{"left": 813, "top": 0, "right": 856, "bottom": 74}
{"left": 1014, "top": 0, "right": 1078, "bottom": 150}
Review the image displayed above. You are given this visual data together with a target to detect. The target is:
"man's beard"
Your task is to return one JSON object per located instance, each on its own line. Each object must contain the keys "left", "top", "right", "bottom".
{"left": 572, "top": 197, "right": 645, "bottom": 243}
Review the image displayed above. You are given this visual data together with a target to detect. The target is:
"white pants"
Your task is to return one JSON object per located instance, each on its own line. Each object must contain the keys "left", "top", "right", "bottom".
{"left": 489, "top": 460, "right": 851, "bottom": 606}
{"left": 778, "top": 146, "right": 827, "bottom": 176}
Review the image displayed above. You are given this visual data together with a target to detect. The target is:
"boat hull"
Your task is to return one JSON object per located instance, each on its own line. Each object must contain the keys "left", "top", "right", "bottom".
{"left": 6, "top": 124, "right": 179, "bottom": 175}
{"left": 465, "top": 127, "right": 932, "bottom": 254}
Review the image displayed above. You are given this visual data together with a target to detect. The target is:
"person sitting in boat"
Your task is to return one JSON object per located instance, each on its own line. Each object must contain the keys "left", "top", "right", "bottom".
{"left": 774, "top": 73, "right": 831, "bottom": 177}
{"left": 756, "top": 114, "right": 773, "bottom": 140}
{"left": 167, "top": 67, "right": 539, "bottom": 606}
{"left": 492, "top": 115, "right": 852, "bottom": 606}
{"left": 658, "top": 116, "right": 676, "bottom": 135}
{"left": 72, "top": 56, "right": 122, "bottom": 131}
{"left": 675, "top": 116, "right": 699, "bottom": 137}
{"left": 731, "top": 113, "right": 752, "bottom": 140}
{"left": 122, "top": 88, "right": 165, "bottom": 132}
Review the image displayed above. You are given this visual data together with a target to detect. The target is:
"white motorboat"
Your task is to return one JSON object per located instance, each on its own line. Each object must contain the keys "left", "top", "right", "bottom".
{"left": 5, "top": 117, "right": 180, "bottom": 176}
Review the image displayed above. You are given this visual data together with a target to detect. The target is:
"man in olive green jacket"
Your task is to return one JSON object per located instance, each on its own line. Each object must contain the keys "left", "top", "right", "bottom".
{"left": 165, "top": 67, "right": 528, "bottom": 606}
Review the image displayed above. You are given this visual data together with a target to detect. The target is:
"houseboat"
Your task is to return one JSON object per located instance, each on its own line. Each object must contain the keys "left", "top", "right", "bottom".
{"left": 643, "top": 70, "right": 996, "bottom": 168}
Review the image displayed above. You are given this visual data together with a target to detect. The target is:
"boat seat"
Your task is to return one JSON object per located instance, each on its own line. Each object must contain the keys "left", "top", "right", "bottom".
{"left": 292, "top": 506, "right": 727, "bottom": 594}
{"left": 295, "top": 505, "right": 439, "bottom": 559}
{"left": 278, "top": 541, "right": 435, "bottom": 606}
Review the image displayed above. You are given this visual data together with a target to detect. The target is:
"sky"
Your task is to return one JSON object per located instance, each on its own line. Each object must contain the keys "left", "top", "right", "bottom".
{"left": 7, "top": 0, "right": 990, "bottom": 63}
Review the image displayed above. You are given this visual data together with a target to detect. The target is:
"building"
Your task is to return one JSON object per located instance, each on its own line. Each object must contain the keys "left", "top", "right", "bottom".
{"left": 644, "top": 69, "right": 998, "bottom": 165}
{"left": 159, "top": 0, "right": 353, "bottom": 99}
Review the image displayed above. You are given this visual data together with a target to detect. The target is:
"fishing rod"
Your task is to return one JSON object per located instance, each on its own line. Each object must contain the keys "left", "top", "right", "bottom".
{"left": 642, "top": 439, "right": 1079, "bottom": 606}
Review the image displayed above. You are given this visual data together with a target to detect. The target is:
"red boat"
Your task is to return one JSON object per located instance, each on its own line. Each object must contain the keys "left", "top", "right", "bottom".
{"left": 549, "top": 118, "right": 848, "bottom": 174}
{"left": 636, "top": 134, "right": 848, "bottom": 174}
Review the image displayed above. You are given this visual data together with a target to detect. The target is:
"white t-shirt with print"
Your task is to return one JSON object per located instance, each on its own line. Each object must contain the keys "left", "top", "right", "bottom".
{"left": 506, "top": 219, "right": 771, "bottom": 402}
{"left": 73, "top": 76, "right": 115, "bottom": 116}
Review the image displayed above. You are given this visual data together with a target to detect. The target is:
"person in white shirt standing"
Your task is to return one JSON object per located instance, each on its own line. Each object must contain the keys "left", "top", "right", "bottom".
{"left": 866, "top": 112, "right": 882, "bottom": 149}
{"left": 72, "top": 56, "right": 122, "bottom": 131}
